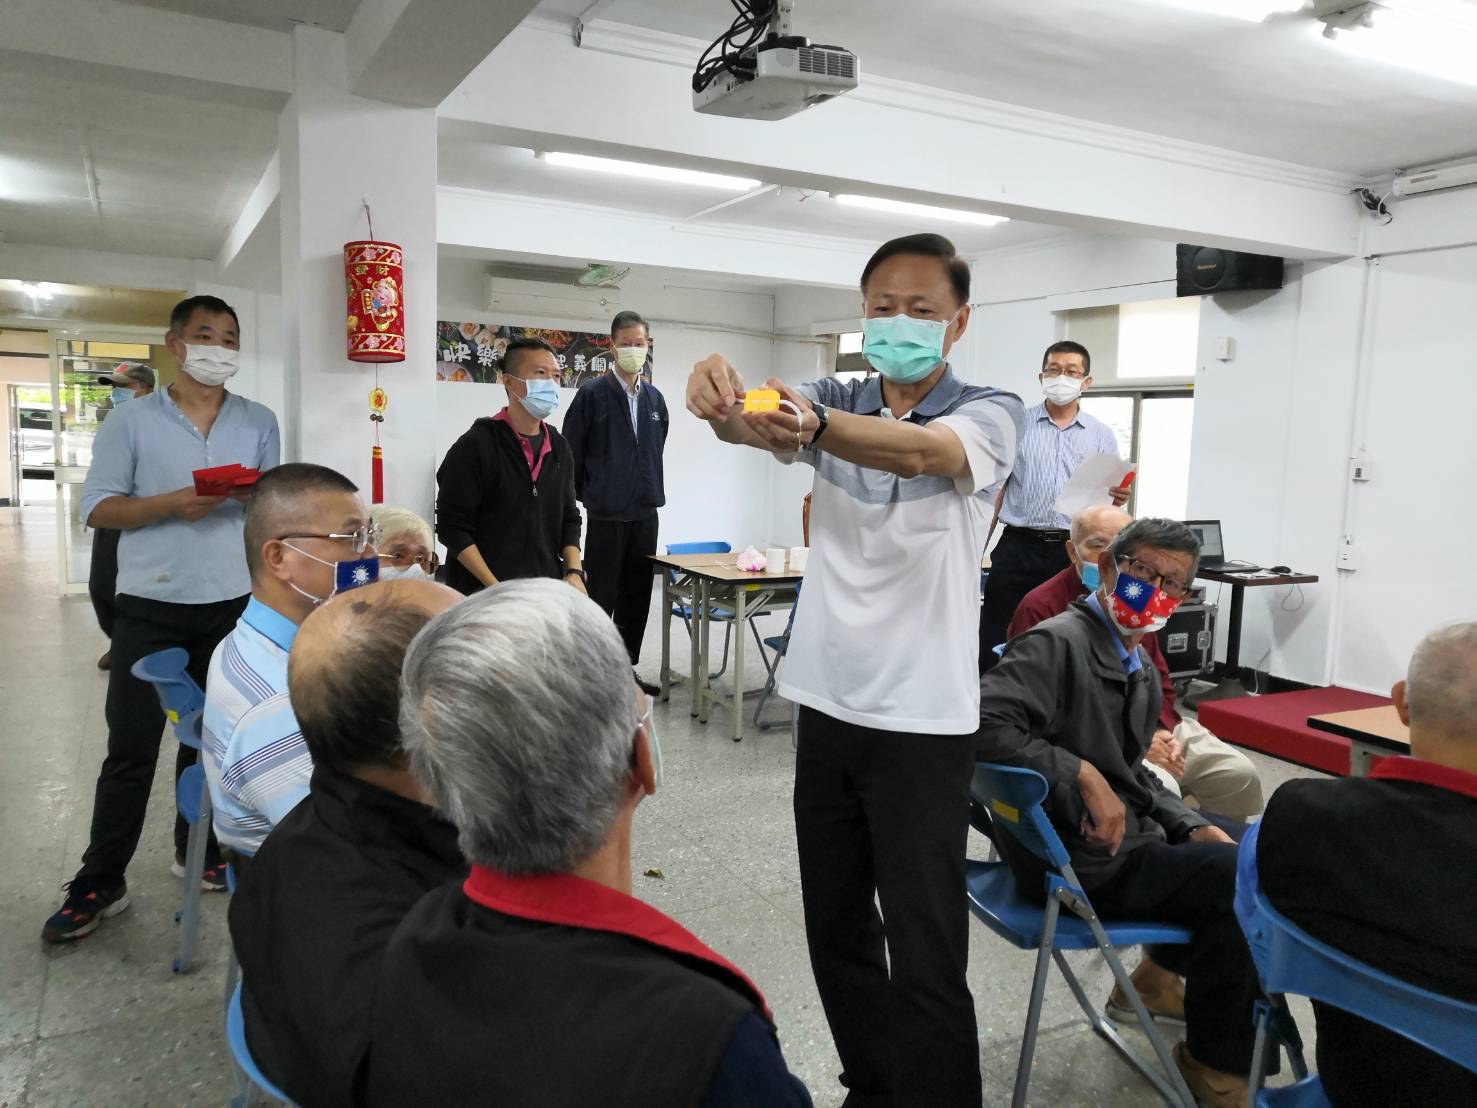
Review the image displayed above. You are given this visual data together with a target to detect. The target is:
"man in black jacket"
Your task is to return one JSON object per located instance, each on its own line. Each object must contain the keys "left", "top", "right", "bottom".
{"left": 1256, "top": 621, "right": 1477, "bottom": 1108}
{"left": 435, "top": 337, "right": 586, "bottom": 596}
{"left": 228, "top": 576, "right": 466, "bottom": 1108}
{"left": 563, "top": 310, "right": 669, "bottom": 693}
{"left": 978, "top": 517, "right": 1262, "bottom": 1108}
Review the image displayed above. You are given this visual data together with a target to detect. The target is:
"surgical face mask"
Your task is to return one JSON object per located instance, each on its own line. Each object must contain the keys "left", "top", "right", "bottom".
{"left": 512, "top": 376, "right": 560, "bottom": 421}
{"left": 1103, "top": 569, "right": 1182, "bottom": 635}
{"left": 615, "top": 346, "right": 647, "bottom": 375}
{"left": 283, "top": 542, "right": 379, "bottom": 605}
{"left": 860, "top": 311, "right": 958, "bottom": 383}
{"left": 1042, "top": 374, "right": 1085, "bottom": 405}
{"left": 377, "top": 562, "right": 427, "bottom": 581}
{"left": 1076, "top": 553, "right": 1101, "bottom": 591}
{"left": 111, "top": 387, "right": 134, "bottom": 406}
{"left": 179, "top": 343, "right": 240, "bottom": 387}
{"left": 639, "top": 702, "right": 663, "bottom": 789}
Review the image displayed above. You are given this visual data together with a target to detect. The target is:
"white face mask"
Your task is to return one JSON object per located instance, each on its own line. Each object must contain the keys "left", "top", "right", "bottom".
{"left": 180, "top": 343, "right": 241, "bottom": 387}
{"left": 615, "top": 346, "right": 646, "bottom": 375}
{"left": 377, "top": 562, "right": 427, "bottom": 581}
{"left": 1042, "top": 374, "right": 1084, "bottom": 405}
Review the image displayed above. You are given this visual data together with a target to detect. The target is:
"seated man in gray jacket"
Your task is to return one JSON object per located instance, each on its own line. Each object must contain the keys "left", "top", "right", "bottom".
{"left": 978, "top": 517, "right": 1263, "bottom": 1108}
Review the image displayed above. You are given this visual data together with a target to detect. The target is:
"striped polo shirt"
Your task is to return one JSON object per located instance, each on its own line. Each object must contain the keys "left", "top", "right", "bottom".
{"left": 203, "top": 597, "right": 311, "bottom": 854}
{"left": 997, "top": 402, "right": 1119, "bottom": 530}
{"left": 780, "top": 367, "right": 1023, "bottom": 734}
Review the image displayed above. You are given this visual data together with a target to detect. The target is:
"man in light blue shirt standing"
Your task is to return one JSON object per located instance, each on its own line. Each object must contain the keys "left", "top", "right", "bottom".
{"left": 203, "top": 462, "right": 376, "bottom": 861}
{"left": 979, "top": 340, "right": 1126, "bottom": 674}
{"left": 43, "top": 295, "right": 279, "bottom": 944}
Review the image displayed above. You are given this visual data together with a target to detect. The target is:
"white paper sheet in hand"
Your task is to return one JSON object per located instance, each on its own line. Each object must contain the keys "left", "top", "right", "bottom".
{"left": 1053, "top": 451, "right": 1136, "bottom": 519}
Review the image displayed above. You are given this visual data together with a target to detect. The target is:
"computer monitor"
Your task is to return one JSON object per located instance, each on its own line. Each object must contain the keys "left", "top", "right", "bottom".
{"left": 1184, "top": 520, "right": 1224, "bottom": 564}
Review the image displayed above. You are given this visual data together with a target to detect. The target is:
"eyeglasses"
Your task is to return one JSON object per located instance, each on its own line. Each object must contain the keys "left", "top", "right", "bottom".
{"left": 1116, "top": 555, "right": 1189, "bottom": 599}
{"left": 277, "top": 522, "right": 382, "bottom": 555}
{"left": 381, "top": 546, "right": 439, "bottom": 573}
{"left": 1042, "top": 366, "right": 1088, "bottom": 379}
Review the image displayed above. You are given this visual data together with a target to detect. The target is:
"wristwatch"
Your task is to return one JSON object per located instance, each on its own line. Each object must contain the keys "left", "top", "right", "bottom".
{"left": 563, "top": 567, "right": 587, "bottom": 583}
{"left": 809, "top": 401, "right": 830, "bottom": 445}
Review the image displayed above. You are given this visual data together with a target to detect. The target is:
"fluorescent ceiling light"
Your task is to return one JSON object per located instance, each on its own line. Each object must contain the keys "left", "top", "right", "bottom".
{"left": 833, "top": 193, "right": 1009, "bottom": 227}
{"left": 1320, "top": 3, "right": 1477, "bottom": 86}
{"left": 1154, "top": 1, "right": 1305, "bottom": 20}
{"left": 539, "top": 151, "right": 760, "bottom": 191}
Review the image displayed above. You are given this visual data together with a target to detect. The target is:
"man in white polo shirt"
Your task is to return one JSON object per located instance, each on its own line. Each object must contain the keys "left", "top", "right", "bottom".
{"left": 687, "top": 233, "right": 1023, "bottom": 1108}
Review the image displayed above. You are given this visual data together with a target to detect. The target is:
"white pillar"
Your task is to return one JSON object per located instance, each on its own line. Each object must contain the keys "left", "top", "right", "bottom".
{"left": 279, "top": 24, "right": 438, "bottom": 518}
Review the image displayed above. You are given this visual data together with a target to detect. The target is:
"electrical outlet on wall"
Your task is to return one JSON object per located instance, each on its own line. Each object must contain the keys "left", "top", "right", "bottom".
{"left": 1337, "top": 537, "right": 1360, "bottom": 571}
{"left": 1350, "top": 450, "right": 1372, "bottom": 482}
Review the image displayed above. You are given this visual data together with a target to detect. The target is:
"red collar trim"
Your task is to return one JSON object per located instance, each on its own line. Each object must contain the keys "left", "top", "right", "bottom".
{"left": 463, "top": 866, "right": 771, "bottom": 1019}
{"left": 1369, "top": 755, "right": 1477, "bottom": 799}
{"left": 492, "top": 408, "right": 552, "bottom": 480}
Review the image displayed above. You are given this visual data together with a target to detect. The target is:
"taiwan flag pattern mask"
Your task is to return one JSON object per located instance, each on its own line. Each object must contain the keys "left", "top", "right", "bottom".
{"left": 1107, "top": 570, "right": 1182, "bottom": 634}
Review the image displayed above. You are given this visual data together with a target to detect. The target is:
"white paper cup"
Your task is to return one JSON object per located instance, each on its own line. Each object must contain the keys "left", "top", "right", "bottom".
{"left": 765, "top": 547, "right": 787, "bottom": 573}
{"left": 789, "top": 547, "right": 809, "bottom": 572}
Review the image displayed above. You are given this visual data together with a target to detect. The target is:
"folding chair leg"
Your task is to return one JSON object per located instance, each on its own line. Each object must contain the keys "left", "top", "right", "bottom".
{"left": 710, "top": 624, "right": 732, "bottom": 680}
{"left": 174, "top": 780, "right": 210, "bottom": 975}
{"left": 1011, "top": 897, "right": 1060, "bottom": 1108}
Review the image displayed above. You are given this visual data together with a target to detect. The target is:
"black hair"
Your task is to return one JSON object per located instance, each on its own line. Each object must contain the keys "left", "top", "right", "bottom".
{"left": 1109, "top": 517, "right": 1201, "bottom": 580}
{"left": 1042, "top": 340, "right": 1091, "bottom": 375}
{"left": 169, "top": 294, "right": 240, "bottom": 335}
{"left": 501, "top": 337, "right": 557, "bottom": 377}
{"left": 243, "top": 463, "right": 358, "bottom": 578}
{"left": 610, "top": 310, "right": 649, "bottom": 340}
{"left": 290, "top": 598, "right": 437, "bottom": 773}
{"left": 860, "top": 233, "right": 970, "bottom": 306}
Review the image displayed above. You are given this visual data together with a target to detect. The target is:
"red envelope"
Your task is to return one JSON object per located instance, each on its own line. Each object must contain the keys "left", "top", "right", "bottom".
{"left": 193, "top": 464, "right": 257, "bottom": 496}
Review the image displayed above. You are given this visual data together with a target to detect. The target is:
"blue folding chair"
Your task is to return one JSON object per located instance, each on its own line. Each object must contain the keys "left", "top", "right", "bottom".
{"left": 227, "top": 982, "right": 295, "bottom": 1107}
{"left": 1235, "top": 822, "right": 1477, "bottom": 1107}
{"left": 665, "top": 541, "right": 770, "bottom": 680}
{"left": 966, "top": 763, "right": 1197, "bottom": 1108}
{"left": 131, "top": 647, "right": 212, "bottom": 974}
{"left": 753, "top": 581, "right": 801, "bottom": 735}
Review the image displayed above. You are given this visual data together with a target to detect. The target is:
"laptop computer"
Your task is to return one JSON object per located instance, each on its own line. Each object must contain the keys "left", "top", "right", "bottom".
{"left": 1184, "top": 520, "right": 1259, "bottom": 573}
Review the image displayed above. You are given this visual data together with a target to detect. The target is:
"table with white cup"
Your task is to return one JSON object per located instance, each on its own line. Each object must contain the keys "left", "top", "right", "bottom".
{"left": 648, "top": 546, "right": 807, "bottom": 742}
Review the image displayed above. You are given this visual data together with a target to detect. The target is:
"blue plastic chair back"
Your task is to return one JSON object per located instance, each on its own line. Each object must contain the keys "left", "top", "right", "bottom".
{"left": 1236, "top": 823, "right": 1477, "bottom": 1076}
{"left": 971, "top": 763, "right": 1072, "bottom": 871}
{"left": 665, "top": 540, "right": 731, "bottom": 582}
{"left": 131, "top": 647, "right": 205, "bottom": 732}
{"left": 227, "top": 982, "right": 295, "bottom": 1105}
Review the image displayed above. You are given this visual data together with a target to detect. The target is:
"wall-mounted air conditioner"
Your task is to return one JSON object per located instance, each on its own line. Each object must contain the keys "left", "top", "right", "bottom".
{"left": 1392, "top": 160, "right": 1477, "bottom": 198}
{"left": 484, "top": 276, "right": 621, "bottom": 319}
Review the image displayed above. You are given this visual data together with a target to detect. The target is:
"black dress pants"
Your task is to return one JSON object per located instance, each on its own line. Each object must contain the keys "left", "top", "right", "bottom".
{"left": 76, "top": 592, "right": 247, "bottom": 889}
{"left": 585, "top": 513, "right": 658, "bottom": 665}
{"left": 87, "top": 527, "right": 121, "bottom": 638}
{"left": 794, "top": 707, "right": 982, "bottom": 1108}
{"left": 978, "top": 526, "right": 1070, "bottom": 674}
{"left": 1088, "top": 839, "right": 1264, "bottom": 1076}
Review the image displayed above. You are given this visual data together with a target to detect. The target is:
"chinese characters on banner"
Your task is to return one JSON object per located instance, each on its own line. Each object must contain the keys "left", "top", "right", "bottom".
{"left": 436, "top": 322, "right": 653, "bottom": 387}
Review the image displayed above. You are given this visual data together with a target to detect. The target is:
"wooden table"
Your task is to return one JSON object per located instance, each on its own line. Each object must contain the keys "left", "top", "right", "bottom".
{"left": 1307, "top": 705, "right": 1410, "bottom": 777}
{"left": 648, "top": 552, "right": 802, "bottom": 742}
{"left": 1195, "top": 569, "right": 1319, "bottom": 696}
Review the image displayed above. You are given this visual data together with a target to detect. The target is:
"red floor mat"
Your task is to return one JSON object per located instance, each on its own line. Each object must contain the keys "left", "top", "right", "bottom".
{"left": 1197, "top": 687, "right": 1392, "bottom": 777}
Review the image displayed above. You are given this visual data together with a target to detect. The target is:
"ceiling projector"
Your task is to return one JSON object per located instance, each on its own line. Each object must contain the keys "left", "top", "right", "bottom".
{"left": 692, "top": 1, "right": 858, "bottom": 121}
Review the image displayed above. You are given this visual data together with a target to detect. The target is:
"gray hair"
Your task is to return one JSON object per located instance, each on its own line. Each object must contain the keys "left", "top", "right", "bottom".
{"left": 1406, "top": 621, "right": 1477, "bottom": 739}
{"left": 1070, "top": 504, "right": 1132, "bottom": 547}
{"left": 371, "top": 504, "right": 433, "bottom": 551}
{"left": 1108, "top": 517, "right": 1201, "bottom": 580}
{"left": 398, "top": 578, "right": 639, "bottom": 874}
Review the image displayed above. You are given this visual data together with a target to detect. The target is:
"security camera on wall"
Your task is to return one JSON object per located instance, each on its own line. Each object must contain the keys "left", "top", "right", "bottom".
{"left": 692, "top": 0, "right": 859, "bottom": 121}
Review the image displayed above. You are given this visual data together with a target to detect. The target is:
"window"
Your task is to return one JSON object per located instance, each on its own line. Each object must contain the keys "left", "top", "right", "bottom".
{"left": 833, "top": 331, "right": 872, "bottom": 384}
{"left": 1080, "top": 389, "right": 1194, "bottom": 520}
{"left": 1060, "top": 296, "right": 1199, "bottom": 385}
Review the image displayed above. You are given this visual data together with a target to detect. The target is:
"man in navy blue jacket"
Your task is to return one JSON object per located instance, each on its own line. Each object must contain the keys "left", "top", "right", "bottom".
{"left": 563, "top": 311, "right": 669, "bottom": 694}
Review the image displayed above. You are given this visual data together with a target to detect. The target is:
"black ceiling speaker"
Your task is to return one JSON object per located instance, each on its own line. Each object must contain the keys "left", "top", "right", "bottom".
{"left": 1177, "top": 245, "right": 1284, "bottom": 297}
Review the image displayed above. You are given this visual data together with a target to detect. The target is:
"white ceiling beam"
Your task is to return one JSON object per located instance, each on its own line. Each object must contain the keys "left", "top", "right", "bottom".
{"left": 346, "top": 0, "right": 544, "bottom": 108}
{"left": 0, "top": 0, "right": 292, "bottom": 95}
{"left": 215, "top": 153, "right": 281, "bottom": 277}
{"left": 440, "top": 16, "right": 1361, "bottom": 260}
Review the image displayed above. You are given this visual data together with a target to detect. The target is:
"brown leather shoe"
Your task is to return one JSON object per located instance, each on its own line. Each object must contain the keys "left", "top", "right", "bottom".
{"left": 97, "top": 651, "right": 111, "bottom": 671}
{"left": 1174, "top": 1042, "right": 1248, "bottom": 1108}
{"left": 1105, "top": 975, "right": 1186, "bottom": 1025}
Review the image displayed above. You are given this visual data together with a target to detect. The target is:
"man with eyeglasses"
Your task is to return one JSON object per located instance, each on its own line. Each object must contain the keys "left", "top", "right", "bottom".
{"left": 370, "top": 505, "right": 440, "bottom": 580}
{"left": 978, "top": 518, "right": 1265, "bottom": 1108}
{"left": 979, "top": 340, "right": 1125, "bottom": 674}
{"left": 201, "top": 463, "right": 378, "bottom": 867}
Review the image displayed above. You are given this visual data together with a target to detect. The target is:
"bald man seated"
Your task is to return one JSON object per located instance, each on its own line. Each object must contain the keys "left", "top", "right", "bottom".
{"left": 228, "top": 578, "right": 466, "bottom": 1108}
{"left": 1010, "top": 504, "right": 1263, "bottom": 821}
{"left": 1256, "top": 621, "right": 1477, "bottom": 1108}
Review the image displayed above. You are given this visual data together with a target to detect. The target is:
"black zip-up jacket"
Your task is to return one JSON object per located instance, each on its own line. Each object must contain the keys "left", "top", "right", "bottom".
{"left": 562, "top": 372, "right": 669, "bottom": 522}
{"left": 435, "top": 414, "right": 581, "bottom": 595}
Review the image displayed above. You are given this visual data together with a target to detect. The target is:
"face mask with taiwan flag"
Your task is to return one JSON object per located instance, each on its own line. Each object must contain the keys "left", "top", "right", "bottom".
{"left": 1105, "top": 568, "right": 1182, "bottom": 635}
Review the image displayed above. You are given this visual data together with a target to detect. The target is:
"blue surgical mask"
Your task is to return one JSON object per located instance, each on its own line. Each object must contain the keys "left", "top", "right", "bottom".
{"left": 283, "top": 543, "right": 379, "bottom": 605}
{"left": 1078, "top": 558, "right": 1100, "bottom": 591}
{"left": 515, "top": 377, "right": 560, "bottom": 421}
{"left": 861, "top": 311, "right": 958, "bottom": 383}
{"left": 111, "top": 387, "right": 134, "bottom": 405}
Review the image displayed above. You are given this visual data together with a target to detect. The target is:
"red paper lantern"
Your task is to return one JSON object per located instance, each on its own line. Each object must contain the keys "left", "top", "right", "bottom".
{"left": 344, "top": 240, "right": 405, "bottom": 362}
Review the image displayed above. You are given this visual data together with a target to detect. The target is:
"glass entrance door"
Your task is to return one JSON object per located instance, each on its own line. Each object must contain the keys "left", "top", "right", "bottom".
{"left": 48, "top": 329, "right": 169, "bottom": 594}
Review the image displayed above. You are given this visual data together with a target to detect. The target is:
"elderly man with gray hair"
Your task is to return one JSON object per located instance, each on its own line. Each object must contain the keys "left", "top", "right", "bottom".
{"left": 979, "top": 517, "right": 1265, "bottom": 1108}
{"left": 366, "top": 579, "right": 811, "bottom": 1108}
{"left": 1255, "top": 620, "right": 1477, "bottom": 1108}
